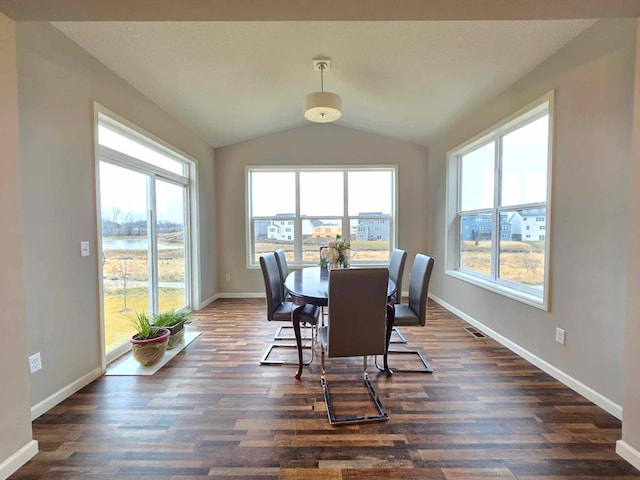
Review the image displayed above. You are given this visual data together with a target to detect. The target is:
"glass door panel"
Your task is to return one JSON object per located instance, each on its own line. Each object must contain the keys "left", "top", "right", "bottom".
{"left": 155, "top": 179, "right": 187, "bottom": 312}
{"left": 100, "top": 162, "right": 151, "bottom": 354}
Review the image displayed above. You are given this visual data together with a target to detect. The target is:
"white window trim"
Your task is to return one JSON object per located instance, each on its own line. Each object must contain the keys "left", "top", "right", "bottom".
{"left": 444, "top": 91, "right": 554, "bottom": 311}
{"left": 245, "top": 165, "right": 398, "bottom": 268}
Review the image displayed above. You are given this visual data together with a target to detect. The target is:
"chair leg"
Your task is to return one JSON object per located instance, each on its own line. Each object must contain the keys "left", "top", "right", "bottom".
{"left": 321, "top": 355, "right": 389, "bottom": 425}
{"left": 389, "top": 326, "right": 408, "bottom": 344}
{"left": 274, "top": 324, "right": 312, "bottom": 341}
{"left": 260, "top": 342, "right": 315, "bottom": 365}
{"left": 375, "top": 349, "right": 433, "bottom": 373}
{"left": 262, "top": 323, "right": 317, "bottom": 365}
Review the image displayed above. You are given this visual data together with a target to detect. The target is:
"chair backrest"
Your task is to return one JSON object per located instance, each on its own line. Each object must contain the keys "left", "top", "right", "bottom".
{"left": 327, "top": 268, "right": 389, "bottom": 358}
{"left": 388, "top": 248, "right": 407, "bottom": 304}
{"left": 259, "top": 252, "right": 284, "bottom": 320}
{"left": 274, "top": 248, "right": 289, "bottom": 297}
{"left": 407, "top": 254, "right": 435, "bottom": 325}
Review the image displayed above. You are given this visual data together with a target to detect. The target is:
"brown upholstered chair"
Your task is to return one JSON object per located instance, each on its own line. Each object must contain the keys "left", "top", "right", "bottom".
{"left": 259, "top": 252, "right": 319, "bottom": 365}
{"left": 380, "top": 253, "right": 435, "bottom": 373}
{"left": 319, "top": 268, "right": 390, "bottom": 424}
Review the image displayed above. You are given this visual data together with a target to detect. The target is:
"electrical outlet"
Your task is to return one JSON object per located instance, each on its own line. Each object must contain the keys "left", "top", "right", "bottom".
{"left": 29, "top": 352, "right": 42, "bottom": 374}
{"left": 555, "top": 327, "right": 566, "bottom": 345}
{"left": 225, "top": 274, "right": 231, "bottom": 282}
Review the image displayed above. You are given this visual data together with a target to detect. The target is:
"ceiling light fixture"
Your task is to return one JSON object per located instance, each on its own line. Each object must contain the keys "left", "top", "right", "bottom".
{"left": 304, "top": 59, "right": 342, "bottom": 123}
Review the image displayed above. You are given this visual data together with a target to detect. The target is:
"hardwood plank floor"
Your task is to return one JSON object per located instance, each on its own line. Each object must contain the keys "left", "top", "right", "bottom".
{"left": 11, "top": 299, "right": 639, "bottom": 479}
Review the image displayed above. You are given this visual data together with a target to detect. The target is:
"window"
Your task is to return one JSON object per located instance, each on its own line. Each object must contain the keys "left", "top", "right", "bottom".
{"left": 446, "top": 93, "right": 553, "bottom": 309}
{"left": 96, "top": 109, "right": 196, "bottom": 360}
{"left": 247, "top": 166, "right": 396, "bottom": 266}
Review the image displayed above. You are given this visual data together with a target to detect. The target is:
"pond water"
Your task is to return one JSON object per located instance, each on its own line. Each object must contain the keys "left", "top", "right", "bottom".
{"left": 102, "top": 239, "right": 182, "bottom": 250}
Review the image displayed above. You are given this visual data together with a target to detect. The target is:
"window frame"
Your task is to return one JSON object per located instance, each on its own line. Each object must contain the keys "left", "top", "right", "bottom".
{"left": 246, "top": 165, "right": 398, "bottom": 268}
{"left": 445, "top": 92, "right": 554, "bottom": 310}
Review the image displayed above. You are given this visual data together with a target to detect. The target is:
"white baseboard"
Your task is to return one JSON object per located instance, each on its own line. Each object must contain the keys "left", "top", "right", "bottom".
{"left": 0, "top": 439, "right": 38, "bottom": 479}
{"left": 215, "top": 292, "right": 264, "bottom": 299}
{"left": 198, "top": 293, "right": 218, "bottom": 309}
{"left": 197, "top": 292, "right": 264, "bottom": 309}
{"left": 430, "top": 293, "right": 623, "bottom": 420}
{"left": 616, "top": 440, "right": 640, "bottom": 471}
{"left": 31, "top": 367, "right": 102, "bottom": 420}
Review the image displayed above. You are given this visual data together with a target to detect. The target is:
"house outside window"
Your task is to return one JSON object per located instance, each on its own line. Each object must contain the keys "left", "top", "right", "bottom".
{"left": 247, "top": 166, "right": 396, "bottom": 266}
{"left": 446, "top": 93, "right": 553, "bottom": 309}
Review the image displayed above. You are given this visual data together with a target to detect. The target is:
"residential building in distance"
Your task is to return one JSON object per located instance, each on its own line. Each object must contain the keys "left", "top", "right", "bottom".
{"left": 267, "top": 213, "right": 295, "bottom": 241}
{"left": 461, "top": 209, "right": 546, "bottom": 242}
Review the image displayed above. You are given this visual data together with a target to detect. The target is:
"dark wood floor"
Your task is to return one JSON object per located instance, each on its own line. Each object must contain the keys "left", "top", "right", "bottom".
{"left": 11, "top": 298, "right": 640, "bottom": 479}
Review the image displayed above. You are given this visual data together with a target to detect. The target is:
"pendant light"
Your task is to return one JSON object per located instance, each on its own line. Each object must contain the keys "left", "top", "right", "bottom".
{"left": 304, "top": 59, "right": 342, "bottom": 123}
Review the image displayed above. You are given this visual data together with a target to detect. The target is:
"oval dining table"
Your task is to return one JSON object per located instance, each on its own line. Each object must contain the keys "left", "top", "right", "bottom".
{"left": 284, "top": 266, "right": 396, "bottom": 379}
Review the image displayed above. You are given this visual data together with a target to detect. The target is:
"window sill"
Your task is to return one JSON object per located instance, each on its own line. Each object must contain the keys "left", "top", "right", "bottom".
{"left": 445, "top": 269, "right": 549, "bottom": 311}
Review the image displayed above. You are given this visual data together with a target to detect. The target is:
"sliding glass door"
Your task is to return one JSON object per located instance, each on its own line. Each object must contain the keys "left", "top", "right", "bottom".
{"left": 97, "top": 112, "right": 192, "bottom": 360}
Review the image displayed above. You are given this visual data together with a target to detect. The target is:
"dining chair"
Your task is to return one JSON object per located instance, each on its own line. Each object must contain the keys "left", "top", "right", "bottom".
{"left": 319, "top": 246, "right": 329, "bottom": 319}
{"left": 273, "top": 248, "right": 294, "bottom": 340}
{"left": 259, "top": 252, "right": 319, "bottom": 365}
{"left": 388, "top": 248, "right": 407, "bottom": 304}
{"left": 274, "top": 248, "right": 290, "bottom": 298}
{"left": 319, "top": 268, "right": 390, "bottom": 424}
{"left": 378, "top": 253, "right": 435, "bottom": 373}
{"left": 388, "top": 248, "right": 408, "bottom": 344}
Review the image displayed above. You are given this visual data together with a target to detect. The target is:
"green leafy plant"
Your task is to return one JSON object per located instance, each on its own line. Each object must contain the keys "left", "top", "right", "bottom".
{"left": 129, "top": 310, "right": 162, "bottom": 340}
{"left": 152, "top": 308, "right": 192, "bottom": 328}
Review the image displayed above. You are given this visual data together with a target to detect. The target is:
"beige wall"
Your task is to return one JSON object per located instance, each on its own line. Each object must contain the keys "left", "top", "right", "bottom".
{"left": 428, "top": 18, "right": 635, "bottom": 409}
{"left": 16, "top": 22, "right": 216, "bottom": 408}
{"left": 620, "top": 17, "right": 640, "bottom": 463}
{"left": 215, "top": 124, "right": 428, "bottom": 294}
{"left": 0, "top": 12, "right": 36, "bottom": 475}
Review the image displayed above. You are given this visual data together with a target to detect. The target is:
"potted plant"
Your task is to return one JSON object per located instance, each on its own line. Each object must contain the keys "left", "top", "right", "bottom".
{"left": 152, "top": 308, "right": 191, "bottom": 350}
{"left": 130, "top": 311, "right": 170, "bottom": 366}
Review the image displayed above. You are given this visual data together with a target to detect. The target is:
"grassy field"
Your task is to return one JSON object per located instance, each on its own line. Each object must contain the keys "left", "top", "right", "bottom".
{"left": 103, "top": 248, "right": 185, "bottom": 282}
{"left": 102, "top": 237, "right": 187, "bottom": 351}
{"left": 254, "top": 239, "right": 391, "bottom": 262}
{"left": 104, "top": 287, "right": 185, "bottom": 352}
{"left": 460, "top": 240, "right": 545, "bottom": 286}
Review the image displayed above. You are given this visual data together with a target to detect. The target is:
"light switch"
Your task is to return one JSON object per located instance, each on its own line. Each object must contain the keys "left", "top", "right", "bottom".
{"left": 80, "top": 241, "right": 90, "bottom": 257}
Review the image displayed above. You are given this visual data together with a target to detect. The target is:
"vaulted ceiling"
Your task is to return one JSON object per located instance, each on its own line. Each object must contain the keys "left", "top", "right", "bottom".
{"left": 2, "top": 1, "right": 638, "bottom": 147}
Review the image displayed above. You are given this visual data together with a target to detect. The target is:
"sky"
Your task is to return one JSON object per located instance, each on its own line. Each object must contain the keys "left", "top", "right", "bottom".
{"left": 250, "top": 169, "right": 394, "bottom": 217}
{"left": 98, "top": 126, "right": 186, "bottom": 224}
{"left": 461, "top": 115, "right": 549, "bottom": 211}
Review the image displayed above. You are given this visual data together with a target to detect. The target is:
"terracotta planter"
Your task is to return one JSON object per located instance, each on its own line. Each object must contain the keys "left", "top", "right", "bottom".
{"left": 130, "top": 328, "right": 170, "bottom": 366}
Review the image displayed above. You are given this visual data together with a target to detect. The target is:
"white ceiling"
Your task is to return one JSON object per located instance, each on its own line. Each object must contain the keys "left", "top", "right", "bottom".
{"left": 51, "top": 20, "right": 596, "bottom": 147}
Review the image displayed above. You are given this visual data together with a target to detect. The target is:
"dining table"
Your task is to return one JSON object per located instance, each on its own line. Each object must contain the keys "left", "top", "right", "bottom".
{"left": 284, "top": 266, "right": 396, "bottom": 379}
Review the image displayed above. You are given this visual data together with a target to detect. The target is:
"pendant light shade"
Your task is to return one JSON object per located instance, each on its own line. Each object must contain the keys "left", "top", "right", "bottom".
{"left": 305, "top": 91, "right": 342, "bottom": 123}
{"left": 304, "top": 59, "right": 342, "bottom": 123}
